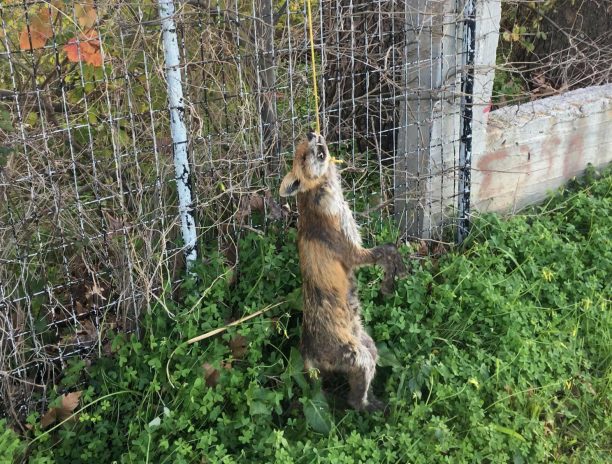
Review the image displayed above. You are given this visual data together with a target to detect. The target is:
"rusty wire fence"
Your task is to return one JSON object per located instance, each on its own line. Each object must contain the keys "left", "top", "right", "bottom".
{"left": 0, "top": 0, "right": 473, "bottom": 422}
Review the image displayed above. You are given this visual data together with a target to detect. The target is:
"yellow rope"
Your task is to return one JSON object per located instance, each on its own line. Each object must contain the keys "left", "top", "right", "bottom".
{"left": 305, "top": 1, "right": 342, "bottom": 164}
{"left": 305, "top": 0, "right": 320, "bottom": 134}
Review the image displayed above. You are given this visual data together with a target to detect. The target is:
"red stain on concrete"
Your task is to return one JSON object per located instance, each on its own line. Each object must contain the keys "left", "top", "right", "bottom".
{"left": 541, "top": 135, "right": 561, "bottom": 179}
{"left": 563, "top": 131, "right": 585, "bottom": 178}
{"left": 477, "top": 148, "right": 508, "bottom": 199}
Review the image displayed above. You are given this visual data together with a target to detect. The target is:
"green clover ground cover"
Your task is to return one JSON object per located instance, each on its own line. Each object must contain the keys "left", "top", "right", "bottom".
{"left": 3, "top": 165, "right": 610, "bottom": 463}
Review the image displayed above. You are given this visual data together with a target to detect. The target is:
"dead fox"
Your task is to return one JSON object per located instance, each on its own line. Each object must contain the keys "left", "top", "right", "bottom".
{"left": 280, "top": 132, "right": 405, "bottom": 411}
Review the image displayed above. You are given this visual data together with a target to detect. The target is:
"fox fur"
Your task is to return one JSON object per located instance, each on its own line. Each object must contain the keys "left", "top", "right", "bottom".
{"left": 280, "top": 132, "right": 405, "bottom": 411}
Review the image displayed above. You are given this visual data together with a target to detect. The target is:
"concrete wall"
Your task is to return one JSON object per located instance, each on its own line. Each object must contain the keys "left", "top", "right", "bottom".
{"left": 473, "top": 84, "right": 612, "bottom": 213}
{"left": 394, "top": 0, "right": 612, "bottom": 232}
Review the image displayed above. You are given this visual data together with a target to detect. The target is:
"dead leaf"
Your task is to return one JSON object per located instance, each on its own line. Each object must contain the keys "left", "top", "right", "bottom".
{"left": 76, "top": 319, "right": 98, "bottom": 343}
{"left": 75, "top": 1, "right": 97, "bottom": 29}
{"left": 40, "top": 391, "right": 82, "bottom": 428}
{"left": 263, "top": 191, "right": 285, "bottom": 220}
{"left": 40, "top": 409, "right": 57, "bottom": 428}
{"left": 59, "top": 391, "right": 82, "bottom": 417}
{"left": 75, "top": 301, "right": 88, "bottom": 316}
{"left": 51, "top": 0, "right": 65, "bottom": 12}
{"left": 202, "top": 361, "right": 231, "bottom": 387}
{"left": 103, "top": 210, "right": 124, "bottom": 234}
{"left": 102, "top": 340, "right": 113, "bottom": 356}
{"left": 85, "top": 282, "right": 106, "bottom": 301}
{"left": 529, "top": 72, "right": 558, "bottom": 99}
{"left": 543, "top": 419, "right": 555, "bottom": 436}
{"left": 235, "top": 195, "right": 254, "bottom": 222}
{"left": 416, "top": 240, "right": 429, "bottom": 257}
{"left": 249, "top": 193, "right": 265, "bottom": 211}
{"left": 202, "top": 363, "right": 220, "bottom": 387}
{"left": 236, "top": 191, "right": 286, "bottom": 222}
{"left": 432, "top": 242, "right": 448, "bottom": 256}
{"left": 533, "top": 72, "right": 546, "bottom": 87}
{"left": 229, "top": 335, "right": 248, "bottom": 359}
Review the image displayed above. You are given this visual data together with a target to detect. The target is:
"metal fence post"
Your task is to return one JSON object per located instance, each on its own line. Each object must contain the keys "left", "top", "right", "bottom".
{"left": 157, "top": 0, "right": 197, "bottom": 266}
{"left": 457, "top": 0, "right": 476, "bottom": 243}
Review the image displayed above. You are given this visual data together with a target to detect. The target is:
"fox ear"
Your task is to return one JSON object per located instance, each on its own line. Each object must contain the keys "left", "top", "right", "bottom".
{"left": 279, "top": 171, "right": 301, "bottom": 197}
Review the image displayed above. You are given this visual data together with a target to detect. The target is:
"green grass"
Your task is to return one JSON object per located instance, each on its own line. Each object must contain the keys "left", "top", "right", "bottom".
{"left": 3, "top": 165, "right": 611, "bottom": 463}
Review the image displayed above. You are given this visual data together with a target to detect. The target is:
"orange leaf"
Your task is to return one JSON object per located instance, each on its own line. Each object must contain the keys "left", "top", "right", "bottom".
{"left": 63, "top": 30, "right": 103, "bottom": 67}
{"left": 19, "top": 8, "right": 53, "bottom": 51}
{"left": 81, "top": 41, "right": 102, "bottom": 67}
{"left": 20, "top": 28, "right": 47, "bottom": 50}
{"left": 63, "top": 37, "right": 81, "bottom": 62}
{"left": 31, "top": 9, "right": 53, "bottom": 37}
{"left": 81, "top": 29, "right": 100, "bottom": 47}
{"left": 86, "top": 50, "right": 103, "bottom": 67}
{"left": 75, "top": 2, "right": 97, "bottom": 29}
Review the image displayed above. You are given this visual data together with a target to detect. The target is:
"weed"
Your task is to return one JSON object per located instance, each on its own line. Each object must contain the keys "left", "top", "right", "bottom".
{"left": 6, "top": 165, "right": 612, "bottom": 463}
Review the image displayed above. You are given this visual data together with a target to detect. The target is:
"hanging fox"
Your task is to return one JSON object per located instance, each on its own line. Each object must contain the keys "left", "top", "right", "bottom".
{"left": 280, "top": 132, "right": 405, "bottom": 411}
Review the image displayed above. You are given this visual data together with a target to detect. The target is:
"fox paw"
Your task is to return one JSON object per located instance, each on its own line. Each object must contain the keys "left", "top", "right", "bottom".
{"left": 378, "top": 244, "right": 406, "bottom": 294}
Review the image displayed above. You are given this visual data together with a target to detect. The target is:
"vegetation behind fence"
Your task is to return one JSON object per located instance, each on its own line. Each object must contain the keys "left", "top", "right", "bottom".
{"left": 0, "top": 0, "right": 470, "bottom": 421}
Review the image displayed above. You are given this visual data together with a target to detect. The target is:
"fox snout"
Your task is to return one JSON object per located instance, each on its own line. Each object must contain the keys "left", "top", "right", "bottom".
{"left": 279, "top": 132, "right": 332, "bottom": 197}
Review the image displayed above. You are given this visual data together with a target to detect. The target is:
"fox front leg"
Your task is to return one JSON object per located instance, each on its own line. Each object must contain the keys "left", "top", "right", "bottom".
{"left": 373, "top": 244, "right": 406, "bottom": 294}
{"left": 355, "top": 244, "right": 406, "bottom": 294}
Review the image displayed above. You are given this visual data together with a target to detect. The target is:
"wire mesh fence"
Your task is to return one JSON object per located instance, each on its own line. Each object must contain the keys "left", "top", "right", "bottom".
{"left": 0, "top": 0, "right": 472, "bottom": 422}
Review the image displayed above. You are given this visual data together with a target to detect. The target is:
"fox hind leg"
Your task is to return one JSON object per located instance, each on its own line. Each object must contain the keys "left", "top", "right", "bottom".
{"left": 359, "top": 330, "right": 378, "bottom": 363}
{"left": 346, "top": 344, "right": 384, "bottom": 412}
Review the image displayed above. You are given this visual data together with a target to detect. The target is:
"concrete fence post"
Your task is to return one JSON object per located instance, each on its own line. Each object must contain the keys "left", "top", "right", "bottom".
{"left": 395, "top": 0, "right": 501, "bottom": 241}
{"left": 455, "top": 0, "right": 502, "bottom": 242}
{"left": 396, "top": 0, "right": 445, "bottom": 239}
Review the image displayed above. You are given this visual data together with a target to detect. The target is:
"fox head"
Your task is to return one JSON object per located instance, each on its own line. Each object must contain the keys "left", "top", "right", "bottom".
{"left": 279, "top": 132, "right": 333, "bottom": 197}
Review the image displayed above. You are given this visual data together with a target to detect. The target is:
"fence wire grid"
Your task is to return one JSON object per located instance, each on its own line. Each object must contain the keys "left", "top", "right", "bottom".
{"left": 0, "top": 0, "right": 472, "bottom": 422}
